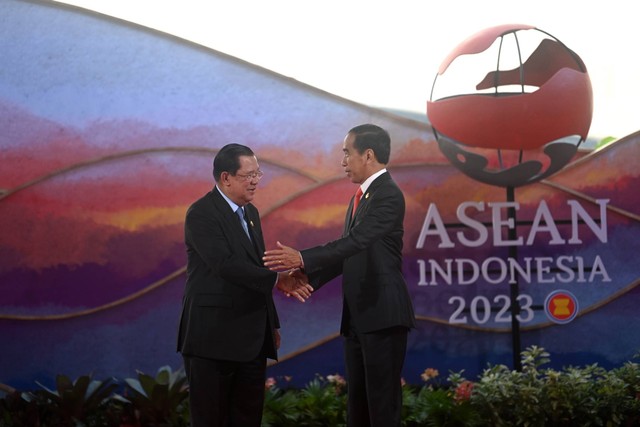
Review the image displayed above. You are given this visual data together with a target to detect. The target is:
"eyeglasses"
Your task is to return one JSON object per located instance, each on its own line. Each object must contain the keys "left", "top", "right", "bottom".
{"left": 234, "top": 170, "right": 264, "bottom": 181}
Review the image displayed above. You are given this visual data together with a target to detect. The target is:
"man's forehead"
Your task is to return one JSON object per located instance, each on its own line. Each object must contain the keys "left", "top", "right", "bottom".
{"left": 343, "top": 135, "right": 356, "bottom": 149}
{"left": 238, "top": 155, "right": 258, "bottom": 166}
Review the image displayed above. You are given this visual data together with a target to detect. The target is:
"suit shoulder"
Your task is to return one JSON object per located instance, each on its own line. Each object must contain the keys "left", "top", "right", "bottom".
{"left": 374, "top": 174, "right": 403, "bottom": 195}
{"left": 186, "top": 191, "right": 217, "bottom": 216}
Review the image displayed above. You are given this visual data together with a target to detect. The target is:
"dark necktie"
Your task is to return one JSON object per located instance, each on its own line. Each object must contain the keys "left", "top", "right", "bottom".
{"left": 351, "top": 187, "right": 363, "bottom": 218}
{"left": 236, "top": 207, "right": 251, "bottom": 240}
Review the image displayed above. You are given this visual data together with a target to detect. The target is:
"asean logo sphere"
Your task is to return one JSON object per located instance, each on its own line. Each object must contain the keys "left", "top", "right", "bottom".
{"left": 427, "top": 24, "right": 593, "bottom": 187}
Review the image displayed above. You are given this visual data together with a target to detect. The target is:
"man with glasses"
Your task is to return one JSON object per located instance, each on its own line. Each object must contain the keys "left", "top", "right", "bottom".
{"left": 177, "top": 143, "right": 313, "bottom": 427}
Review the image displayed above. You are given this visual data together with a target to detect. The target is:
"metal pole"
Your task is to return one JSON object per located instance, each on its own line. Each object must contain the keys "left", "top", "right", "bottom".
{"left": 507, "top": 185, "right": 522, "bottom": 371}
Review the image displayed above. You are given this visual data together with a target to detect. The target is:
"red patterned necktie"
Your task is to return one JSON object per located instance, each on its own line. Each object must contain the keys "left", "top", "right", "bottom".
{"left": 351, "top": 187, "right": 363, "bottom": 218}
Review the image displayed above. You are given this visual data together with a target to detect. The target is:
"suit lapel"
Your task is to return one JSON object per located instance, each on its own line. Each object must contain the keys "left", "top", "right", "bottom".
{"left": 244, "top": 205, "right": 265, "bottom": 257}
{"left": 344, "top": 195, "right": 356, "bottom": 235}
{"left": 345, "top": 172, "right": 390, "bottom": 231}
{"left": 210, "top": 190, "right": 262, "bottom": 263}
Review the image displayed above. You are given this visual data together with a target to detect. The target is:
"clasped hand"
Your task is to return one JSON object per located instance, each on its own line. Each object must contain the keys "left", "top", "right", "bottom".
{"left": 267, "top": 241, "right": 312, "bottom": 302}
{"left": 276, "top": 269, "right": 313, "bottom": 303}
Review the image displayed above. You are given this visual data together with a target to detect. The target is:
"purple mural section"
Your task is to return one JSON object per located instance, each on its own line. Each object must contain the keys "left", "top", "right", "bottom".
{"left": 1, "top": 0, "right": 639, "bottom": 391}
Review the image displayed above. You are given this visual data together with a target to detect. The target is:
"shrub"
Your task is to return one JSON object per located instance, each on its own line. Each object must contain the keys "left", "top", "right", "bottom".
{"left": 116, "top": 365, "right": 190, "bottom": 427}
{"left": 0, "top": 373, "right": 121, "bottom": 427}
{"left": 465, "top": 346, "right": 640, "bottom": 427}
{"left": 262, "top": 374, "right": 347, "bottom": 427}
{"left": 1, "top": 349, "right": 638, "bottom": 426}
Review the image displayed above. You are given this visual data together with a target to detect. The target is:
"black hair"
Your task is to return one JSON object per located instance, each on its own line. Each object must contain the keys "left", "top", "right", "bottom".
{"left": 213, "top": 143, "right": 255, "bottom": 182}
{"left": 348, "top": 124, "right": 391, "bottom": 164}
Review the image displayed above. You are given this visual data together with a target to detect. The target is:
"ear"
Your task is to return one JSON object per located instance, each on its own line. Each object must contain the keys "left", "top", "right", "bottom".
{"left": 366, "top": 149, "right": 375, "bottom": 162}
{"left": 220, "top": 171, "right": 231, "bottom": 186}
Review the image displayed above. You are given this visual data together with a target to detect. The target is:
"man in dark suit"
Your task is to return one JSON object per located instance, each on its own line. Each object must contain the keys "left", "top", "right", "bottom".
{"left": 263, "top": 124, "right": 416, "bottom": 427}
{"left": 177, "top": 143, "right": 313, "bottom": 427}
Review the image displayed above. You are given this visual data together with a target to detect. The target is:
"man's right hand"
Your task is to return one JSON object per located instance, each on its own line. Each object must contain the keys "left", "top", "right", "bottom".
{"left": 264, "top": 241, "right": 304, "bottom": 271}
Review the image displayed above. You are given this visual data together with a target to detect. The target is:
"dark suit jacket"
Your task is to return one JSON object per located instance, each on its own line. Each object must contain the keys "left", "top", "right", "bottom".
{"left": 177, "top": 188, "right": 280, "bottom": 362}
{"left": 302, "top": 172, "right": 416, "bottom": 335}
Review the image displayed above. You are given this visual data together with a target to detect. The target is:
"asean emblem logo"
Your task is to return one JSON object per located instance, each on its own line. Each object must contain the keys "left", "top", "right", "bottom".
{"left": 544, "top": 290, "right": 579, "bottom": 324}
{"left": 427, "top": 24, "right": 593, "bottom": 188}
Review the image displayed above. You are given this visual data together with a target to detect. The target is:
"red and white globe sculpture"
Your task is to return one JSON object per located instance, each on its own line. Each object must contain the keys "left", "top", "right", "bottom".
{"left": 427, "top": 24, "right": 593, "bottom": 187}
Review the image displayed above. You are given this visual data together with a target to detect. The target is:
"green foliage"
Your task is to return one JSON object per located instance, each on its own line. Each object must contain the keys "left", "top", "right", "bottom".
{"left": 262, "top": 374, "right": 347, "bottom": 427}
{"left": 295, "top": 376, "right": 347, "bottom": 426}
{"left": 262, "top": 385, "right": 301, "bottom": 426}
{"left": 0, "top": 390, "right": 48, "bottom": 427}
{"left": 1, "top": 351, "right": 639, "bottom": 426}
{"left": 117, "top": 365, "right": 190, "bottom": 427}
{"left": 595, "top": 136, "right": 617, "bottom": 150}
{"left": 403, "top": 386, "right": 480, "bottom": 427}
{"left": 40, "top": 374, "right": 121, "bottom": 427}
{"left": 469, "top": 346, "right": 640, "bottom": 427}
{"left": 0, "top": 373, "right": 121, "bottom": 427}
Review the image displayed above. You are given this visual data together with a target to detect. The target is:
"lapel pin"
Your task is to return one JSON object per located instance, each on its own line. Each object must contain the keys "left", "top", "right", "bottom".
{"left": 365, "top": 193, "right": 370, "bottom": 199}
{"left": 250, "top": 220, "right": 254, "bottom": 227}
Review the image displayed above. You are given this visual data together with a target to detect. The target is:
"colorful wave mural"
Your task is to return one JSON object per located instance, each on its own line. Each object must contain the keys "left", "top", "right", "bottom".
{"left": 1, "top": 0, "right": 639, "bottom": 390}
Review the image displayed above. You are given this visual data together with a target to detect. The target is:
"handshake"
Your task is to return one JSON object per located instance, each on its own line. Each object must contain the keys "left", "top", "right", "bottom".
{"left": 264, "top": 241, "right": 313, "bottom": 303}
